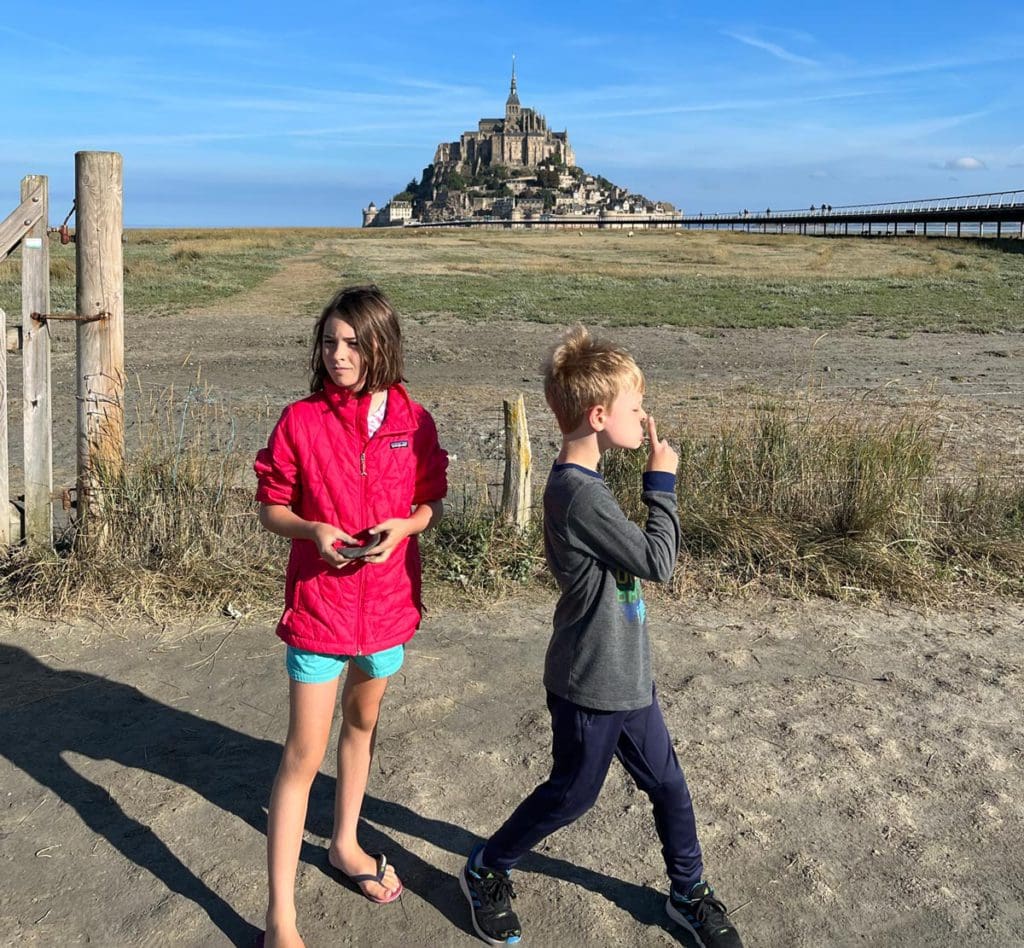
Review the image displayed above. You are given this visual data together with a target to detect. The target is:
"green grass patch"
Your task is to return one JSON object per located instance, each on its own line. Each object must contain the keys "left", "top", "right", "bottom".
{"left": 324, "top": 231, "right": 1024, "bottom": 332}
{"left": 375, "top": 272, "right": 1019, "bottom": 331}
{"left": 2, "top": 229, "right": 1022, "bottom": 330}
{"left": 0, "top": 228, "right": 316, "bottom": 317}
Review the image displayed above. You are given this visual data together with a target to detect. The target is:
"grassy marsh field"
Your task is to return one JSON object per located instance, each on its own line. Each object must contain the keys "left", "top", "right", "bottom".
{"left": 3, "top": 227, "right": 1024, "bottom": 330}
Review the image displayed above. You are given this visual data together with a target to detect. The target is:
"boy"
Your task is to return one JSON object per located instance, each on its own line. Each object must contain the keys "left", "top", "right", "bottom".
{"left": 460, "top": 326, "right": 743, "bottom": 948}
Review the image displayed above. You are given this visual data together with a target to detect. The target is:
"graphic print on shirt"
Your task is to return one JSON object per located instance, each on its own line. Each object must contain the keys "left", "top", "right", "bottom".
{"left": 614, "top": 567, "right": 646, "bottom": 624}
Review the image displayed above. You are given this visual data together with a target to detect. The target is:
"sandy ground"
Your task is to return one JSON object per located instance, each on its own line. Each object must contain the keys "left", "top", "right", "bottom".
{"left": 1, "top": 594, "right": 1022, "bottom": 947}
{"left": 1, "top": 252, "right": 1023, "bottom": 946}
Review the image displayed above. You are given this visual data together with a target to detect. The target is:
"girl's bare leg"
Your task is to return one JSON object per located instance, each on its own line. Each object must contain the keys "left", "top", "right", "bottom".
{"left": 265, "top": 678, "right": 338, "bottom": 947}
{"left": 327, "top": 664, "right": 400, "bottom": 899}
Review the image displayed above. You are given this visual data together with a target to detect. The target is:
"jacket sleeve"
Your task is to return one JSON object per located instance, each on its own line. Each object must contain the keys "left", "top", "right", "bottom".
{"left": 412, "top": 409, "right": 449, "bottom": 505}
{"left": 567, "top": 476, "right": 680, "bottom": 583}
{"left": 254, "top": 405, "right": 302, "bottom": 507}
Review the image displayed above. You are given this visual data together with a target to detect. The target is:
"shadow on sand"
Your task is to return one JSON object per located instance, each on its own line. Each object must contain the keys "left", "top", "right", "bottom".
{"left": 0, "top": 644, "right": 694, "bottom": 945}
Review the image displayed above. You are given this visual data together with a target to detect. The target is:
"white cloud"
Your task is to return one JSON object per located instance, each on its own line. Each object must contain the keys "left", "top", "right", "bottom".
{"left": 723, "top": 32, "right": 819, "bottom": 67}
{"left": 944, "top": 156, "right": 986, "bottom": 170}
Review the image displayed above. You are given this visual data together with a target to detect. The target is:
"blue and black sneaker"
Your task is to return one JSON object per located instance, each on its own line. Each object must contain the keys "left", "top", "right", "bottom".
{"left": 460, "top": 843, "right": 522, "bottom": 945}
{"left": 666, "top": 880, "right": 744, "bottom": 948}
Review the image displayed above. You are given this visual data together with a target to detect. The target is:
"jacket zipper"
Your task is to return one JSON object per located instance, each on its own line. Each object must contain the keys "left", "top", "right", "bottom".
{"left": 355, "top": 412, "right": 416, "bottom": 657}
{"left": 356, "top": 441, "right": 368, "bottom": 655}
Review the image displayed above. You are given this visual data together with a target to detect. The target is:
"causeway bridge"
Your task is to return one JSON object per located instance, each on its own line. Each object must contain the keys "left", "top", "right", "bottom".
{"left": 406, "top": 188, "right": 1024, "bottom": 238}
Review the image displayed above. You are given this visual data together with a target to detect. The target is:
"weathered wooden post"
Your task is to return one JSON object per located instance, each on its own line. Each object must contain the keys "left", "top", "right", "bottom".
{"left": 0, "top": 306, "right": 7, "bottom": 547}
{"left": 75, "top": 152, "right": 124, "bottom": 537}
{"left": 21, "top": 175, "right": 52, "bottom": 550}
{"left": 501, "top": 394, "right": 532, "bottom": 529}
{"left": 0, "top": 309, "right": 24, "bottom": 546}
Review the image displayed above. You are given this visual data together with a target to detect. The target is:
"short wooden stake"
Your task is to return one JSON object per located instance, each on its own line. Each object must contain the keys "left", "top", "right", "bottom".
{"left": 75, "top": 152, "right": 125, "bottom": 538}
{"left": 501, "top": 394, "right": 532, "bottom": 529}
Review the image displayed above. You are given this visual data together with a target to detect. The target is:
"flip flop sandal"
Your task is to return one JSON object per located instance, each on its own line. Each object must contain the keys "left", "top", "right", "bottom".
{"left": 335, "top": 852, "right": 404, "bottom": 904}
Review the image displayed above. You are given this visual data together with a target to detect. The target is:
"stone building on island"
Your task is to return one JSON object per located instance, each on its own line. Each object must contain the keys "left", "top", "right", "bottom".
{"left": 363, "top": 66, "right": 673, "bottom": 227}
{"left": 433, "top": 63, "right": 575, "bottom": 175}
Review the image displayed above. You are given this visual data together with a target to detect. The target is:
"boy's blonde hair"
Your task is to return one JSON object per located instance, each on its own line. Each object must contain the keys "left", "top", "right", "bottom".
{"left": 543, "top": 325, "right": 645, "bottom": 433}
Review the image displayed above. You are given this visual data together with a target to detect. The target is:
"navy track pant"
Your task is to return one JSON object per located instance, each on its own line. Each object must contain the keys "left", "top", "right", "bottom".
{"left": 481, "top": 686, "right": 704, "bottom": 891}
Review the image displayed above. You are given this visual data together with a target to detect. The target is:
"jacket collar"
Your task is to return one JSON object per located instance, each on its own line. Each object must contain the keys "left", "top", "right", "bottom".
{"left": 320, "top": 380, "right": 416, "bottom": 438}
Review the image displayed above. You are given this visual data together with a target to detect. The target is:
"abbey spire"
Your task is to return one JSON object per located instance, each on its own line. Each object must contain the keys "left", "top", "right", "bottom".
{"left": 505, "top": 56, "right": 521, "bottom": 123}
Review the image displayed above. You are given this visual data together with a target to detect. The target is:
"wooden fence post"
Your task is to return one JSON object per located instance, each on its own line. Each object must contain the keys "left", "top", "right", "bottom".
{"left": 501, "top": 394, "right": 532, "bottom": 529}
{"left": 0, "top": 312, "right": 25, "bottom": 546}
{"left": 0, "top": 306, "right": 7, "bottom": 547}
{"left": 75, "top": 152, "right": 124, "bottom": 536}
{"left": 20, "top": 175, "right": 52, "bottom": 550}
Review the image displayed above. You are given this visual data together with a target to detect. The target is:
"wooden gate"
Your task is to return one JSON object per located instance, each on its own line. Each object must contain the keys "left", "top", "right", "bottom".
{"left": 1, "top": 152, "right": 125, "bottom": 552}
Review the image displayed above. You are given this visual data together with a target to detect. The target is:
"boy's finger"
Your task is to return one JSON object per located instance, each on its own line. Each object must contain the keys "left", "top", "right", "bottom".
{"left": 647, "top": 415, "right": 659, "bottom": 445}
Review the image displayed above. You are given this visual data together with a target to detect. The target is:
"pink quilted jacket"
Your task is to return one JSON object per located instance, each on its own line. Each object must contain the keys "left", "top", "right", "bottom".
{"left": 254, "top": 381, "right": 448, "bottom": 656}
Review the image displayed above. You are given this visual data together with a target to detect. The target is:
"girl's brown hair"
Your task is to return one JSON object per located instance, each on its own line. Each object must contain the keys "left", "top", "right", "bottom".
{"left": 310, "top": 285, "right": 406, "bottom": 394}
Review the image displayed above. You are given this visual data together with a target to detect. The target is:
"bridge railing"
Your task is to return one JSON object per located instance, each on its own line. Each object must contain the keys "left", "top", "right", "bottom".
{"left": 694, "top": 189, "right": 1024, "bottom": 221}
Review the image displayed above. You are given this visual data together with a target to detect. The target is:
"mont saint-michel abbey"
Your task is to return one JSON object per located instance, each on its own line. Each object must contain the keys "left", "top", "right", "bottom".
{"left": 434, "top": 66, "right": 575, "bottom": 174}
{"left": 363, "top": 67, "right": 672, "bottom": 227}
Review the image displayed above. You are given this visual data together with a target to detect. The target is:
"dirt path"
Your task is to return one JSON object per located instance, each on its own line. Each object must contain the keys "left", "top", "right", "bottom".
{"left": 1, "top": 594, "right": 1021, "bottom": 947}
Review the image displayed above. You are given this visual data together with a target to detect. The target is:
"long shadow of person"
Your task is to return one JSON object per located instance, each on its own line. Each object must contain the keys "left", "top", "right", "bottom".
{"left": 0, "top": 644, "right": 467, "bottom": 944}
{"left": 1, "top": 645, "right": 694, "bottom": 945}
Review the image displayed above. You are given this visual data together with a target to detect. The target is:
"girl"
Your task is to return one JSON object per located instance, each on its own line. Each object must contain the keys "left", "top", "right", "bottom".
{"left": 254, "top": 285, "right": 447, "bottom": 948}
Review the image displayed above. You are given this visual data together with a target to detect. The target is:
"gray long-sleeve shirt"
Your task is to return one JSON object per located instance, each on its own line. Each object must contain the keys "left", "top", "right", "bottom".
{"left": 542, "top": 463, "right": 681, "bottom": 711}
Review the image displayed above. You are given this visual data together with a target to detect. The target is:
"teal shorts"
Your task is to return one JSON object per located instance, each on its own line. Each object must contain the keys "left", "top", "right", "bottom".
{"left": 285, "top": 644, "right": 405, "bottom": 683}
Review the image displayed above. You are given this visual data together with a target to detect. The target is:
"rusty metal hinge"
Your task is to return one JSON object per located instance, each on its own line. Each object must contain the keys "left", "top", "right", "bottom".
{"left": 46, "top": 223, "right": 75, "bottom": 244}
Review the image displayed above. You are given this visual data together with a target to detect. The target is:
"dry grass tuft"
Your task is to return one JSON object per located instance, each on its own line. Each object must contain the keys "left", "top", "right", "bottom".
{"left": 602, "top": 405, "right": 1024, "bottom": 600}
{"left": 0, "top": 388, "right": 282, "bottom": 618}
{"left": 1, "top": 392, "right": 1019, "bottom": 617}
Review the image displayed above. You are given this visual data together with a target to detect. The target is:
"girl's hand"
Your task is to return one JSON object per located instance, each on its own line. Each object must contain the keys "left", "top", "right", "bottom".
{"left": 364, "top": 518, "right": 413, "bottom": 564}
{"left": 312, "top": 522, "right": 359, "bottom": 568}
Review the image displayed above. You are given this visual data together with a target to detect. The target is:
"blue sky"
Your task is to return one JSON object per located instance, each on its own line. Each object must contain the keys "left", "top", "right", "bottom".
{"left": 4, "top": 1, "right": 1023, "bottom": 226}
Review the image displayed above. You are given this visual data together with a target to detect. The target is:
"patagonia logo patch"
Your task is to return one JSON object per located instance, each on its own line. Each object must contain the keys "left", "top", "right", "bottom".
{"left": 390, "top": 439, "right": 409, "bottom": 449}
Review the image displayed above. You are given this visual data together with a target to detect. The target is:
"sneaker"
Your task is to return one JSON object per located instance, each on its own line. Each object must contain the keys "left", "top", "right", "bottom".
{"left": 666, "top": 880, "right": 743, "bottom": 948}
{"left": 459, "top": 843, "right": 522, "bottom": 945}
